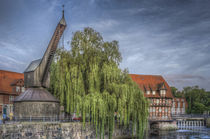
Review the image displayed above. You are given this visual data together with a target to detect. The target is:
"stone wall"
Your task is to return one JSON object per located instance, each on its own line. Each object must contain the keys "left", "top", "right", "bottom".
{"left": 150, "top": 121, "right": 178, "bottom": 131}
{"left": 0, "top": 122, "right": 131, "bottom": 139}
{"left": 14, "top": 102, "right": 59, "bottom": 119}
{"left": 158, "top": 121, "right": 178, "bottom": 130}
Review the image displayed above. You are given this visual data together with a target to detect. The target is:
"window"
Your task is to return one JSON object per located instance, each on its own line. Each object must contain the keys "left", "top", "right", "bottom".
{"left": 16, "top": 86, "right": 20, "bottom": 92}
{"left": 159, "top": 108, "right": 162, "bottom": 112}
{"left": 165, "top": 107, "right": 168, "bottom": 112}
{"left": 177, "top": 108, "right": 180, "bottom": 113}
{"left": 9, "top": 96, "right": 14, "bottom": 102}
{"left": 152, "top": 91, "right": 156, "bottom": 95}
{"left": 163, "top": 90, "right": 166, "bottom": 95}
{"left": 21, "top": 87, "right": 25, "bottom": 92}
{"left": 149, "top": 107, "right": 152, "bottom": 112}
{"left": 160, "top": 90, "right": 166, "bottom": 96}
{"left": 157, "top": 99, "right": 159, "bottom": 104}
{"left": 150, "top": 99, "right": 153, "bottom": 104}
{"left": 178, "top": 102, "right": 180, "bottom": 108}
{"left": 10, "top": 105, "right": 13, "bottom": 113}
{"left": 153, "top": 107, "right": 155, "bottom": 112}
{"left": 146, "top": 90, "right": 150, "bottom": 95}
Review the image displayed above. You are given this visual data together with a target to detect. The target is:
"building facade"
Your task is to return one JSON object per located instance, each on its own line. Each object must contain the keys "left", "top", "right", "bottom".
{"left": 172, "top": 98, "right": 188, "bottom": 115}
{"left": 0, "top": 70, "right": 24, "bottom": 118}
{"left": 130, "top": 74, "right": 174, "bottom": 121}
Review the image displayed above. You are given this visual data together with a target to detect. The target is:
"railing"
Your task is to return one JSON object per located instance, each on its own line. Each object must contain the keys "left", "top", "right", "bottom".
{"left": 172, "top": 114, "right": 210, "bottom": 119}
{"left": 177, "top": 120, "right": 206, "bottom": 129}
{"left": 150, "top": 103, "right": 171, "bottom": 107}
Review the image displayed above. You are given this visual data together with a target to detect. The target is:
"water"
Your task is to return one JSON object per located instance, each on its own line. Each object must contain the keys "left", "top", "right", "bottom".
{"left": 147, "top": 127, "right": 210, "bottom": 139}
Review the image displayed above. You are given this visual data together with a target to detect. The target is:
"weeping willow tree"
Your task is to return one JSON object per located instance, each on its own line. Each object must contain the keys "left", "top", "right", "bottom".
{"left": 50, "top": 27, "right": 148, "bottom": 139}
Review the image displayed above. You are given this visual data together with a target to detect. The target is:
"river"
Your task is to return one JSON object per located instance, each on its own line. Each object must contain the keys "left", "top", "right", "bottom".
{"left": 146, "top": 127, "right": 210, "bottom": 139}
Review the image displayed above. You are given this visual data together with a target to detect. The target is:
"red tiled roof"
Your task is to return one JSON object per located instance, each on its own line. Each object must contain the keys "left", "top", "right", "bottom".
{"left": 0, "top": 70, "right": 24, "bottom": 95}
{"left": 130, "top": 74, "right": 173, "bottom": 98}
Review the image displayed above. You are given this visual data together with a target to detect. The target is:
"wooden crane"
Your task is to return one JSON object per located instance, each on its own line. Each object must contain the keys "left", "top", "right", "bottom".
{"left": 24, "top": 7, "right": 67, "bottom": 88}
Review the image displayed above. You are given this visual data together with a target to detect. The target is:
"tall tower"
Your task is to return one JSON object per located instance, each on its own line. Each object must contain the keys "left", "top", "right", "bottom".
{"left": 14, "top": 7, "right": 67, "bottom": 120}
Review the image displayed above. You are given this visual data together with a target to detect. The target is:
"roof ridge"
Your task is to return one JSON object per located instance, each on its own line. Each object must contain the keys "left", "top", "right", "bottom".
{"left": 0, "top": 69, "right": 23, "bottom": 74}
{"left": 129, "top": 74, "right": 162, "bottom": 77}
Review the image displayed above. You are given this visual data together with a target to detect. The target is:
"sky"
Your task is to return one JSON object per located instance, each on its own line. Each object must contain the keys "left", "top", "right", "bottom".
{"left": 0, "top": 0, "right": 210, "bottom": 91}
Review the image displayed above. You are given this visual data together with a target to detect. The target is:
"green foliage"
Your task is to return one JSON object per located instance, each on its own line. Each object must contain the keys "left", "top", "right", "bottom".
{"left": 171, "top": 87, "right": 183, "bottom": 98}
{"left": 183, "top": 86, "right": 210, "bottom": 114}
{"left": 50, "top": 27, "right": 148, "bottom": 139}
{"left": 171, "top": 86, "right": 183, "bottom": 98}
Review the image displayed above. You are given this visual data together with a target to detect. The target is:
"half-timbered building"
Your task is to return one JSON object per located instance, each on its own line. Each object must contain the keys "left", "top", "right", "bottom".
{"left": 130, "top": 74, "right": 174, "bottom": 121}
{"left": 172, "top": 98, "right": 188, "bottom": 115}
{"left": 0, "top": 70, "right": 24, "bottom": 118}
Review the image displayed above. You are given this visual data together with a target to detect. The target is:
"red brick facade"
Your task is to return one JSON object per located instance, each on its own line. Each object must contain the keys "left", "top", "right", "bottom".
{"left": 130, "top": 74, "right": 173, "bottom": 121}
{"left": 0, "top": 70, "right": 24, "bottom": 117}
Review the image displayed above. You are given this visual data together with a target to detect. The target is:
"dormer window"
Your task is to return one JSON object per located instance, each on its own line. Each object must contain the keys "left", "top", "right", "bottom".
{"left": 160, "top": 90, "right": 166, "bottom": 97}
{"left": 146, "top": 90, "right": 150, "bottom": 95}
{"left": 152, "top": 91, "right": 156, "bottom": 95}
{"left": 21, "top": 87, "right": 25, "bottom": 93}
{"left": 16, "top": 86, "right": 20, "bottom": 92}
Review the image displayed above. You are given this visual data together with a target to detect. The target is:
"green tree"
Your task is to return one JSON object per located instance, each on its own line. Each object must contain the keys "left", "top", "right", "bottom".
{"left": 184, "top": 86, "right": 210, "bottom": 114}
{"left": 50, "top": 27, "right": 148, "bottom": 139}
{"left": 171, "top": 86, "right": 183, "bottom": 98}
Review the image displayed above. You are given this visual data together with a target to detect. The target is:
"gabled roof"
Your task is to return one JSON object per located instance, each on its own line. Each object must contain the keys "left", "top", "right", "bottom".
{"left": 130, "top": 74, "right": 173, "bottom": 98}
{"left": 24, "top": 59, "right": 41, "bottom": 73}
{"left": 10, "top": 79, "right": 24, "bottom": 86}
{"left": 158, "top": 83, "right": 167, "bottom": 90}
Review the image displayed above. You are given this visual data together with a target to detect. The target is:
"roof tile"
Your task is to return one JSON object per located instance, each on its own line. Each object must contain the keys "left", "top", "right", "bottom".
{"left": 130, "top": 74, "right": 173, "bottom": 98}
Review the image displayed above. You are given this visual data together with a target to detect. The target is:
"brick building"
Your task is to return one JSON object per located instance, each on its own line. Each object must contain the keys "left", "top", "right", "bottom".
{"left": 172, "top": 98, "right": 188, "bottom": 115}
{"left": 0, "top": 70, "right": 24, "bottom": 118}
{"left": 130, "top": 74, "right": 174, "bottom": 121}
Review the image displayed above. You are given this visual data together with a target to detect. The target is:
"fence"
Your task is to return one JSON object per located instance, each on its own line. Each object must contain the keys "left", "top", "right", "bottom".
{"left": 172, "top": 114, "right": 210, "bottom": 119}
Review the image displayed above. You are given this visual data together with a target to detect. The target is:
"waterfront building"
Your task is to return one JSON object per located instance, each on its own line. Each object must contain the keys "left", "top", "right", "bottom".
{"left": 172, "top": 97, "right": 188, "bottom": 115}
{"left": 130, "top": 74, "right": 174, "bottom": 121}
{"left": 0, "top": 70, "right": 24, "bottom": 118}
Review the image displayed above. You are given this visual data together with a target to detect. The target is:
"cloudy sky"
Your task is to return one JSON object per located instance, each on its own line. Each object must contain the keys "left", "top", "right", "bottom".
{"left": 0, "top": 0, "right": 210, "bottom": 91}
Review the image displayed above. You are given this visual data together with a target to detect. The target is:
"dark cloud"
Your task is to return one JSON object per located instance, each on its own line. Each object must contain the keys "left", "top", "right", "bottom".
{"left": 165, "top": 74, "right": 210, "bottom": 91}
{"left": 0, "top": 0, "right": 210, "bottom": 90}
